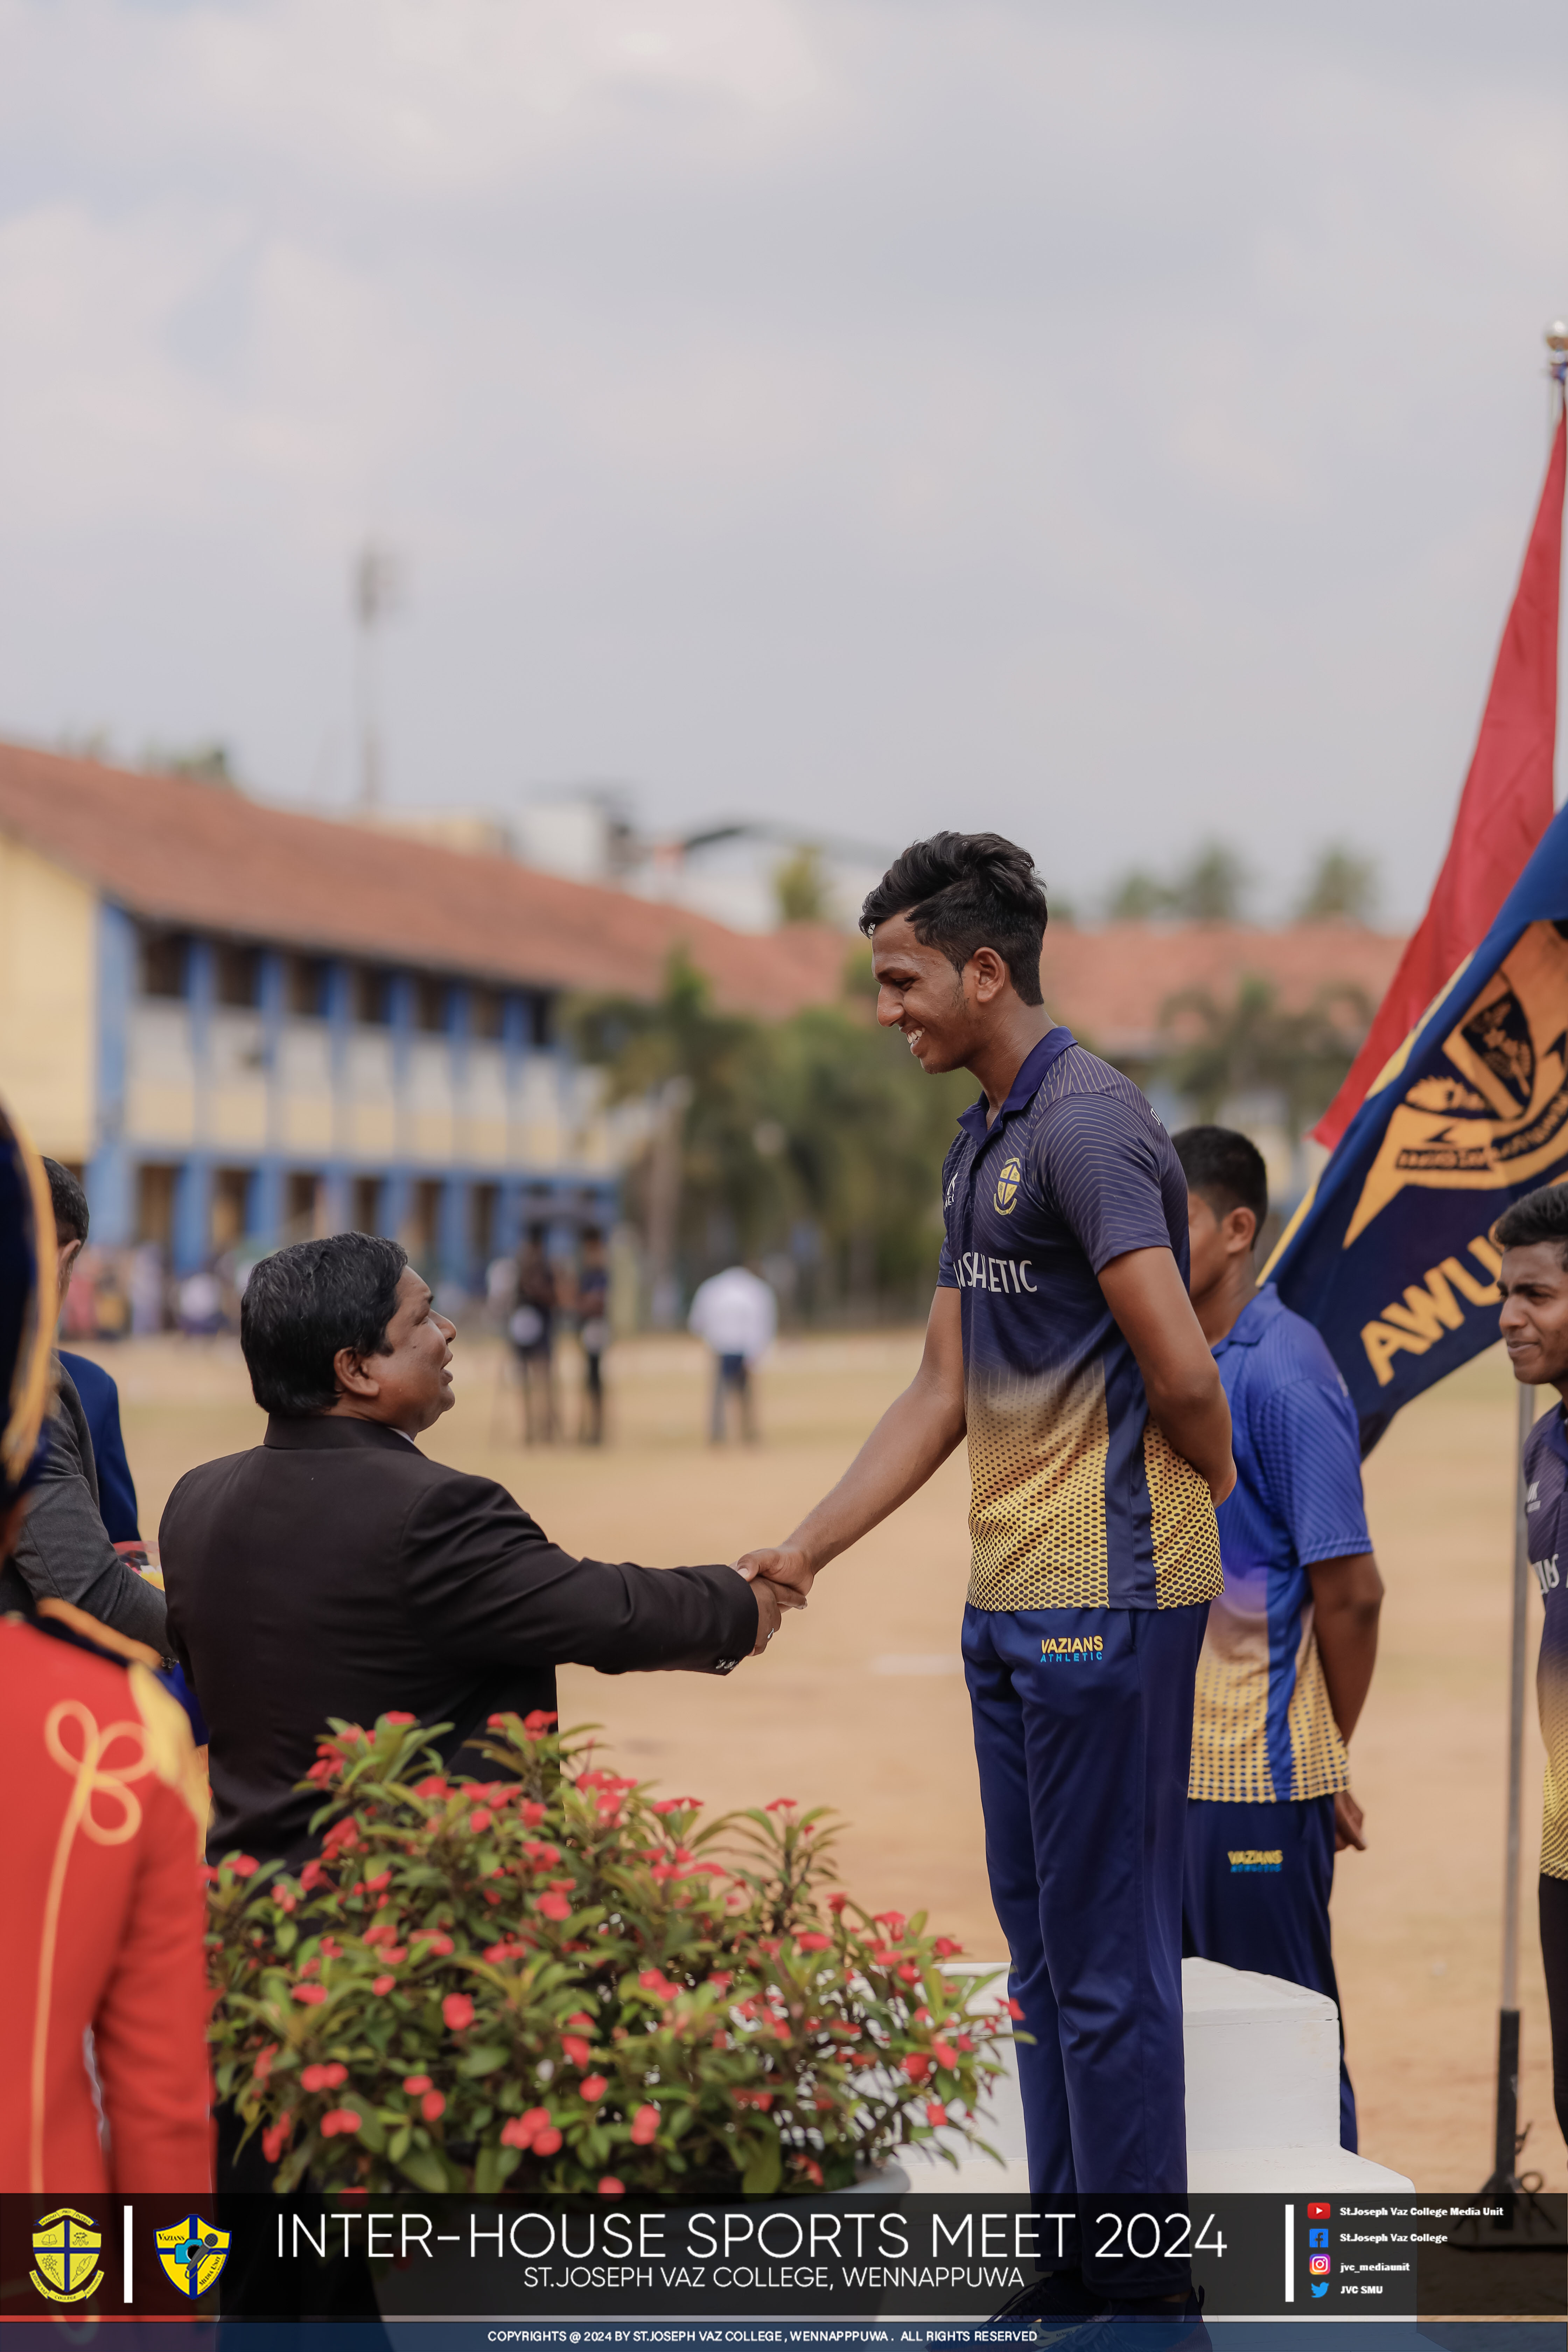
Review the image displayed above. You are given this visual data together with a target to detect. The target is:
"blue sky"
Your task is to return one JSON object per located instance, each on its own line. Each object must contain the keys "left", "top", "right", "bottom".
{"left": 1, "top": 0, "right": 1565, "bottom": 920}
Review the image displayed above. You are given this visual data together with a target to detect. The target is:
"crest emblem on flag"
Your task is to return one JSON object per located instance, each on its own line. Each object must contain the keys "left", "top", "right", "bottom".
{"left": 156, "top": 2214, "right": 231, "bottom": 2298}
{"left": 30, "top": 2208, "right": 103, "bottom": 2304}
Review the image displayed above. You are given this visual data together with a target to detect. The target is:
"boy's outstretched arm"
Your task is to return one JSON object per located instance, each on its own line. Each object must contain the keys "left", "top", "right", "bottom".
{"left": 737, "top": 1285, "right": 965, "bottom": 1607}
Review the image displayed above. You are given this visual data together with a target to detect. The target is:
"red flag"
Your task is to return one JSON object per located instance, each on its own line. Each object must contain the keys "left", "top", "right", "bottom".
{"left": 1315, "top": 411, "right": 1566, "bottom": 1149}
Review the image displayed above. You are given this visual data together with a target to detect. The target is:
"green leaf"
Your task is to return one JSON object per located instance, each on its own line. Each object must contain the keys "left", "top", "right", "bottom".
{"left": 398, "top": 2146, "right": 453, "bottom": 2191}
{"left": 741, "top": 2135, "right": 782, "bottom": 2196}
{"left": 456, "top": 2044, "right": 512, "bottom": 2076}
{"left": 475, "top": 2143, "right": 522, "bottom": 2193}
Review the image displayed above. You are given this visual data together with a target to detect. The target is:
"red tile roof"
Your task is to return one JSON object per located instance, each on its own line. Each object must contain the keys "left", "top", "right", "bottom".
{"left": 0, "top": 742, "right": 849, "bottom": 1018}
{"left": 1041, "top": 920, "right": 1405, "bottom": 1059}
{"left": 0, "top": 740, "right": 1407, "bottom": 1045}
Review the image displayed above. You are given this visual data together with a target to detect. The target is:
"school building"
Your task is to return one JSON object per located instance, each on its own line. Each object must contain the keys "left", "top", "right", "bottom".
{"left": 0, "top": 743, "right": 844, "bottom": 1281}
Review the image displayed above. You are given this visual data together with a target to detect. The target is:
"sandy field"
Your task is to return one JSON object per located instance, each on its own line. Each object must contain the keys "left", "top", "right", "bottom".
{"left": 90, "top": 1321, "right": 1561, "bottom": 2193}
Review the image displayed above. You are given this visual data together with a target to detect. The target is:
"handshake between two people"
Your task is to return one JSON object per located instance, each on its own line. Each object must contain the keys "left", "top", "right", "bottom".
{"left": 732, "top": 1542, "right": 816, "bottom": 1659}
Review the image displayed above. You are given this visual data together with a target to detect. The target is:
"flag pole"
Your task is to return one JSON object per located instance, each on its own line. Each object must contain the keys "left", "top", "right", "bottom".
{"left": 1485, "top": 1378, "right": 1534, "bottom": 2193}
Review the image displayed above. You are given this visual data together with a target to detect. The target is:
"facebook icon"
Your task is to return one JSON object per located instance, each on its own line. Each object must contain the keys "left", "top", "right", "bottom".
{"left": 1309, "top": 2229, "right": 1329, "bottom": 2247}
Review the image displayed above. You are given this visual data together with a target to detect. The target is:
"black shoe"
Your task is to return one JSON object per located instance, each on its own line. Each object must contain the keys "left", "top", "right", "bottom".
{"left": 989, "top": 2270, "right": 1107, "bottom": 2323}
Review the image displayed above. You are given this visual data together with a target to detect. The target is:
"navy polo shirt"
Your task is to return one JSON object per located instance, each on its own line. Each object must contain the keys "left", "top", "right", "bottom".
{"left": 937, "top": 1028, "right": 1221, "bottom": 1614}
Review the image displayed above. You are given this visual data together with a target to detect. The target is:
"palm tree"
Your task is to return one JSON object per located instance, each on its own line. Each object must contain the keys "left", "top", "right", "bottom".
{"left": 1157, "top": 973, "right": 1370, "bottom": 1189}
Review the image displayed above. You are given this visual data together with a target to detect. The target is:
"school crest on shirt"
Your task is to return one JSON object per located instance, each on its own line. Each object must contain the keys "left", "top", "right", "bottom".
{"left": 30, "top": 2210, "right": 103, "bottom": 2304}
{"left": 993, "top": 1156, "right": 1022, "bottom": 1215}
{"left": 156, "top": 2215, "right": 231, "bottom": 2299}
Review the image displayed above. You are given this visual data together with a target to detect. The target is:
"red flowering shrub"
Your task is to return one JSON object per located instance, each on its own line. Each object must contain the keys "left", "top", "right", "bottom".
{"left": 207, "top": 1711, "right": 1014, "bottom": 2196}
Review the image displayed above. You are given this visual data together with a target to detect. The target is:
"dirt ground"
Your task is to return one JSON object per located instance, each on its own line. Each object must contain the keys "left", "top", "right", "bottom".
{"left": 94, "top": 1322, "right": 1561, "bottom": 2194}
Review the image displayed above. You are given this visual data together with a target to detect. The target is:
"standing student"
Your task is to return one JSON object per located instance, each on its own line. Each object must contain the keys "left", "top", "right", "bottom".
{"left": 739, "top": 832, "right": 1233, "bottom": 2318}
{"left": 41, "top": 1162, "right": 141, "bottom": 1542}
{"left": 575, "top": 1225, "right": 610, "bottom": 1446}
{"left": 689, "top": 1264, "right": 776, "bottom": 1444}
{"left": 1494, "top": 1182, "right": 1568, "bottom": 2153}
{"left": 1174, "top": 1127, "right": 1382, "bottom": 2152}
{"left": 510, "top": 1226, "right": 559, "bottom": 1444}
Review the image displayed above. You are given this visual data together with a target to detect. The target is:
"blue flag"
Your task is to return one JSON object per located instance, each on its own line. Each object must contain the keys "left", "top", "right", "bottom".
{"left": 1270, "top": 802, "right": 1568, "bottom": 1451}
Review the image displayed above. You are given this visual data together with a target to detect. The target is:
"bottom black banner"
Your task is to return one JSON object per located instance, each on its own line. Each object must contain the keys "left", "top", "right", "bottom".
{"left": 1, "top": 2192, "right": 1562, "bottom": 2332}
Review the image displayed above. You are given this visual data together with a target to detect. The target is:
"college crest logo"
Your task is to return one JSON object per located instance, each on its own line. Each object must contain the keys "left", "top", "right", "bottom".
{"left": 30, "top": 2208, "right": 103, "bottom": 2304}
{"left": 1345, "top": 920, "right": 1568, "bottom": 1246}
{"left": 156, "top": 2214, "right": 231, "bottom": 2298}
{"left": 993, "top": 1156, "right": 1022, "bottom": 1216}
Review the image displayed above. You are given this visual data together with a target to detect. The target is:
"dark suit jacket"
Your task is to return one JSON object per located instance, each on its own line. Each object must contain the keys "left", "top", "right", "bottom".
{"left": 58, "top": 1351, "right": 141, "bottom": 1542}
{"left": 0, "top": 1363, "right": 167, "bottom": 1650}
{"left": 160, "top": 1415, "right": 758, "bottom": 1861}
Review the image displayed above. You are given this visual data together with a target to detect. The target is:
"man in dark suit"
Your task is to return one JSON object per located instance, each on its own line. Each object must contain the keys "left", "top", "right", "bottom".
{"left": 162, "top": 1231, "right": 781, "bottom": 1862}
{"left": 0, "top": 1160, "right": 167, "bottom": 1650}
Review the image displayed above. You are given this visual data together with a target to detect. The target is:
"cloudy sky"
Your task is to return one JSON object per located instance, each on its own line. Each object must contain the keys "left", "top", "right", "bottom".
{"left": 1, "top": 0, "right": 1566, "bottom": 919}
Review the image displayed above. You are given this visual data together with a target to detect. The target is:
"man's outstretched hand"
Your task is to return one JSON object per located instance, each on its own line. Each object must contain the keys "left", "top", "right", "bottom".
{"left": 735, "top": 1547, "right": 816, "bottom": 1609}
{"left": 743, "top": 1570, "right": 786, "bottom": 1657}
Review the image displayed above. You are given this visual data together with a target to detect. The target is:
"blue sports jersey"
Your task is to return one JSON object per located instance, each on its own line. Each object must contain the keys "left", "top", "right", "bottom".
{"left": 1522, "top": 1404, "right": 1568, "bottom": 1881}
{"left": 937, "top": 1027, "right": 1220, "bottom": 1613}
{"left": 1189, "top": 1286, "right": 1370, "bottom": 1805}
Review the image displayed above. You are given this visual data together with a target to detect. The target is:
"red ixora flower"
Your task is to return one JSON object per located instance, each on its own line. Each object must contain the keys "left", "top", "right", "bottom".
{"left": 764, "top": 1797, "right": 797, "bottom": 1813}
{"left": 926, "top": 2100, "right": 948, "bottom": 2128}
{"left": 291, "top": 1983, "right": 328, "bottom": 2006}
{"left": 301, "top": 2062, "right": 348, "bottom": 2092}
{"left": 403, "top": 2074, "right": 433, "bottom": 2094}
{"left": 537, "top": 1892, "right": 572, "bottom": 1922}
{"left": 319, "top": 2108, "right": 361, "bottom": 2137}
{"left": 826, "top": 1893, "right": 848, "bottom": 1914}
{"left": 597, "top": 2177, "right": 625, "bottom": 2195}
{"left": 1007, "top": 1998, "right": 1026, "bottom": 2021}
{"left": 370, "top": 1974, "right": 396, "bottom": 1996}
{"left": 795, "top": 1932, "right": 832, "bottom": 1952}
{"left": 522, "top": 1709, "right": 558, "bottom": 1740}
{"left": 579, "top": 2074, "right": 608, "bottom": 2102}
{"left": 933, "top": 1936, "right": 963, "bottom": 1958}
{"left": 630, "top": 2104, "right": 660, "bottom": 2145}
{"left": 500, "top": 2106, "right": 559, "bottom": 2152}
{"left": 442, "top": 1994, "right": 475, "bottom": 2032}
{"left": 561, "top": 2035, "right": 592, "bottom": 2068}
{"left": 469, "top": 1807, "right": 493, "bottom": 1834}
{"left": 228, "top": 1853, "right": 259, "bottom": 1877}
{"left": 252, "top": 2043, "right": 280, "bottom": 2084}
{"left": 421, "top": 2090, "right": 446, "bottom": 2122}
{"left": 261, "top": 2113, "right": 293, "bottom": 2163}
{"left": 383, "top": 1710, "right": 415, "bottom": 1724}
{"left": 902, "top": 2053, "right": 931, "bottom": 2082}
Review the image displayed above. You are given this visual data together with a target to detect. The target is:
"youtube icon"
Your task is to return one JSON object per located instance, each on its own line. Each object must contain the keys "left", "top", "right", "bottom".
{"left": 1308, "top": 2203, "right": 1331, "bottom": 2220}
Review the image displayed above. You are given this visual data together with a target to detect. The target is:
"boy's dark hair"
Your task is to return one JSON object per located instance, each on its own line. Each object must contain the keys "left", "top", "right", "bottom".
{"left": 859, "top": 832, "right": 1049, "bottom": 1005}
{"left": 1494, "top": 1183, "right": 1568, "bottom": 1268}
{"left": 42, "top": 1158, "right": 89, "bottom": 1247}
{"left": 1173, "top": 1125, "right": 1268, "bottom": 1240}
{"left": 241, "top": 1232, "right": 408, "bottom": 1417}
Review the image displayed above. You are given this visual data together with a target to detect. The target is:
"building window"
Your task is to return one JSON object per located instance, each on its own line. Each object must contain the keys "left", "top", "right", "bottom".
{"left": 136, "top": 1163, "right": 179, "bottom": 1246}
{"left": 287, "top": 956, "right": 330, "bottom": 1017}
{"left": 413, "top": 975, "right": 449, "bottom": 1033}
{"left": 140, "top": 932, "right": 190, "bottom": 999}
{"left": 285, "top": 1171, "right": 322, "bottom": 1241}
{"left": 351, "top": 1175, "right": 385, "bottom": 1234}
{"left": 354, "top": 967, "right": 393, "bottom": 1025}
{"left": 211, "top": 1167, "right": 254, "bottom": 1250}
{"left": 470, "top": 986, "right": 504, "bottom": 1040}
{"left": 214, "top": 944, "right": 261, "bottom": 1008}
{"left": 402, "top": 1178, "right": 442, "bottom": 1262}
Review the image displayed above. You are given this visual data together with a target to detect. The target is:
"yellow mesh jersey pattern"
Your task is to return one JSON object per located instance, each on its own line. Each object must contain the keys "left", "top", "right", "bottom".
{"left": 1146, "top": 1424, "right": 1223, "bottom": 1608}
{"left": 966, "top": 1362, "right": 1111, "bottom": 1610}
{"left": 1541, "top": 1647, "right": 1568, "bottom": 1881}
{"left": 1189, "top": 1612, "right": 1348, "bottom": 1803}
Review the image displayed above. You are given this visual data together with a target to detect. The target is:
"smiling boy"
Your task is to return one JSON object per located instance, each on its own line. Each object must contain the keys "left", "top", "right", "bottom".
{"left": 1495, "top": 1183, "right": 1568, "bottom": 2153}
{"left": 740, "top": 832, "right": 1233, "bottom": 2314}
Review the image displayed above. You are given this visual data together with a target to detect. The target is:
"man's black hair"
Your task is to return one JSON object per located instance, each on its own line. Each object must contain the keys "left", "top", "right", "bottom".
{"left": 1494, "top": 1183, "right": 1568, "bottom": 1268}
{"left": 240, "top": 1232, "right": 408, "bottom": 1418}
{"left": 1173, "top": 1125, "right": 1268, "bottom": 1240}
{"left": 859, "top": 832, "right": 1049, "bottom": 1006}
{"left": 41, "top": 1158, "right": 89, "bottom": 1247}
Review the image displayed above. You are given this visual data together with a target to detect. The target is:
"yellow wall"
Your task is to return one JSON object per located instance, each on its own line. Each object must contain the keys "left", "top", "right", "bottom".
{"left": 0, "top": 836, "right": 96, "bottom": 1162}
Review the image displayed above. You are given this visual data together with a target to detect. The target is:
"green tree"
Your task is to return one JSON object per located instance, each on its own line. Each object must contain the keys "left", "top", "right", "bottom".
{"left": 774, "top": 846, "right": 834, "bottom": 926}
{"left": 1106, "top": 870, "right": 1174, "bottom": 922}
{"left": 1172, "top": 841, "right": 1249, "bottom": 922}
{"left": 1157, "top": 973, "right": 1370, "bottom": 1140}
{"left": 1297, "top": 845, "right": 1378, "bottom": 923}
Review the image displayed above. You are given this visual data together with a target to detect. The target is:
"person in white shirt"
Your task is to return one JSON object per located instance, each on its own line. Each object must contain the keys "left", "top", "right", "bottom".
{"left": 688, "top": 1265, "right": 776, "bottom": 1444}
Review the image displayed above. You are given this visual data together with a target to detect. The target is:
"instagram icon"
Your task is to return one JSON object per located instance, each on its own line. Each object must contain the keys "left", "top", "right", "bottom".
{"left": 1309, "top": 2256, "right": 1331, "bottom": 2277}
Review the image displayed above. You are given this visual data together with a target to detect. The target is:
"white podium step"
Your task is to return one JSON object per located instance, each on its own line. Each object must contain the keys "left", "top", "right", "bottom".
{"left": 898, "top": 1959, "right": 1412, "bottom": 2193}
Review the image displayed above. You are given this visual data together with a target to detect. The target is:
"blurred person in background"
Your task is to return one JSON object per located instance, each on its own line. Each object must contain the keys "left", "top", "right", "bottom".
{"left": 46, "top": 1163, "right": 140, "bottom": 1546}
{"left": 0, "top": 1095, "right": 209, "bottom": 2194}
{"left": 0, "top": 1163, "right": 167, "bottom": 1650}
{"left": 1175, "top": 1126, "right": 1381, "bottom": 2153}
{"left": 128, "top": 1241, "right": 166, "bottom": 1336}
{"left": 689, "top": 1261, "right": 776, "bottom": 1444}
{"left": 510, "top": 1223, "right": 559, "bottom": 1443}
{"left": 575, "top": 1224, "right": 610, "bottom": 1446}
{"left": 177, "top": 1262, "right": 226, "bottom": 1338}
{"left": 1494, "top": 1182, "right": 1568, "bottom": 2153}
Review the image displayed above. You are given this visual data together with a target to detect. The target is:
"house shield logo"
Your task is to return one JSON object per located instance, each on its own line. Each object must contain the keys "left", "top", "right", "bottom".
{"left": 993, "top": 1155, "right": 1022, "bottom": 1215}
{"left": 156, "top": 2214, "right": 231, "bottom": 2298}
{"left": 30, "top": 2208, "right": 103, "bottom": 2304}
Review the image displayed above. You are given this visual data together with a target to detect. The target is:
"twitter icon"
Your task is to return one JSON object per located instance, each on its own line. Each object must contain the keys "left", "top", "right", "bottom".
{"left": 1311, "top": 2284, "right": 1329, "bottom": 2300}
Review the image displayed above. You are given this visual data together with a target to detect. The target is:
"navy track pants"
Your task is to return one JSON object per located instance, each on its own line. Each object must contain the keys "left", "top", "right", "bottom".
{"left": 963, "top": 1599, "right": 1208, "bottom": 2272}
{"left": 1183, "top": 1792, "right": 1357, "bottom": 2151}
